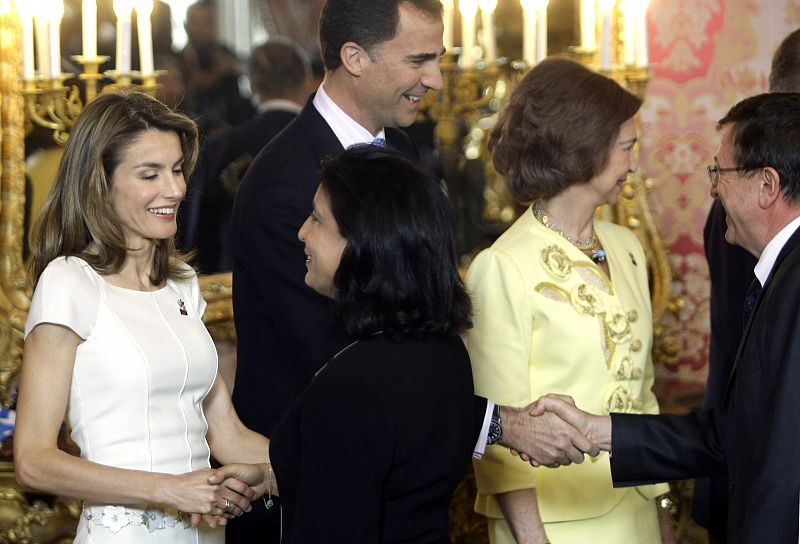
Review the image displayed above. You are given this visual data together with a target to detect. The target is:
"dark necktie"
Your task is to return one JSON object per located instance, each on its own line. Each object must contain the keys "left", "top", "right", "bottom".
{"left": 742, "top": 278, "right": 763, "bottom": 327}
{"left": 371, "top": 137, "right": 386, "bottom": 147}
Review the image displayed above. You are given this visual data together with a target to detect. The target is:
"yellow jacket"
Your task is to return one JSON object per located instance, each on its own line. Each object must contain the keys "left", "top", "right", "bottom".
{"left": 467, "top": 207, "right": 668, "bottom": 523}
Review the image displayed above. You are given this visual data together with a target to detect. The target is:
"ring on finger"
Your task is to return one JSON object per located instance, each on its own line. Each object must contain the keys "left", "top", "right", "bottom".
{"left": 224, "top": 498, "right": 235, "bottom": 514}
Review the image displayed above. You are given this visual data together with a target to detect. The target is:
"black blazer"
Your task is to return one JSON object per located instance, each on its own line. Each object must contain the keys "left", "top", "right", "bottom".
{"left": 270, "top": 334, "right": 480, "bottom": 543}
{"left": 693, "top": 200, "right": 758, "bottom": 537}
{"left": 189, "top": 108, "right": 298, "bottom": 273}
{"left": 610, "top": 225, "right": 800, "bottom": 543}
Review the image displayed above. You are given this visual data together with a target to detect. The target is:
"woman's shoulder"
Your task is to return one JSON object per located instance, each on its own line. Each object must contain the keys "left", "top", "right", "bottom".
{"left": 169, "top": 260, "right": 199, "bottom": 284}
{"left": 595, "top": 219, "right": 639, "bottom": 241}
{"left": 27, "top": 256, "right": 102, "bottom": 339}
{"left": 336, "top": 334, "right": 466, "bottom": 370}
{"left": 596, "top": 219, "right": 645, "bottom": 251}
{"left": 39, "top": 255, "right": 100, "bottom": 287}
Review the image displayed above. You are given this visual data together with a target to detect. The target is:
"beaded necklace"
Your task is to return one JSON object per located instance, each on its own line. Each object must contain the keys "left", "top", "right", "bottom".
{"left": 532, "top": 201, "right": 607, "bottom": 264}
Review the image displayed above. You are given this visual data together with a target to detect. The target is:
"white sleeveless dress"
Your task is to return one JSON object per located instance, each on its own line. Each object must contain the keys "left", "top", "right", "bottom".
{"left": 26, "top": 256, "right": 225, "bottom": 543}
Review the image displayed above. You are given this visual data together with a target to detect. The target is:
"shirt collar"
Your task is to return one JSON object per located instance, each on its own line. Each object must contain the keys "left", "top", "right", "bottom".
{"left": 256, "top": 99, "right": 302, "bottom": 115}
{"left": 754, "top": 214, "right": 800, "bottom": 286}
{"left": 312, "top": 84, "right": 385, "bottom": 149}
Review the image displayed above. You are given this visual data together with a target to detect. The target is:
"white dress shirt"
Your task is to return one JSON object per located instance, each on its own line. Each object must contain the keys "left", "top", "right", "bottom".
{"left": 754, "top": 214, "right": 800, "bottom": 286}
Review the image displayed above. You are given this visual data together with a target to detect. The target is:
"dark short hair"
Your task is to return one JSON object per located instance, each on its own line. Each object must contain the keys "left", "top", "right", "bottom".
{"left": 318, "top": 0, "right": 443, "bottom": 71}
{"left": 770, "top": 28, "right": 800, "bottom": 92}
{"left": 319, "top": 145, "right": 471, "bottom": 338}
{"left": 717, "top": 92, "right": 800, "bottom": 204}
{"left": 489, "top": 57, "right": 642, "bottom": 203}
{"left": 186, "top": 0, "right": 214, "bottom": 19}
{"left": 249, "top": 38, "right": 310, "bottom": 99}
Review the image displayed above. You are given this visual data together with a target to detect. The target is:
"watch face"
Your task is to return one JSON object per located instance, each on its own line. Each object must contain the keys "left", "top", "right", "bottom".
{"left": 488, "top": 420, "right": 502, "bottom": 445}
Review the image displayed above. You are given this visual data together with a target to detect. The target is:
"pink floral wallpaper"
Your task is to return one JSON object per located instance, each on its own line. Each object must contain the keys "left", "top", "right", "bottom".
{"left": 641, "top": 0, "right": 800, "bottom": 391}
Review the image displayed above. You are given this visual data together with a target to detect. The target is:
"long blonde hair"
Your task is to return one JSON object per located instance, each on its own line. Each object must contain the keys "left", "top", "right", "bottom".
{"left": 29, "top": 91, "right": 199, "bottom": 287}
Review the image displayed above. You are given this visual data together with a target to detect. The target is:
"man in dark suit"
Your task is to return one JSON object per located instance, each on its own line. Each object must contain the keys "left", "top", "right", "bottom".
{"left": 228, "top": 1, "right": 597, "bottom": 541}
{"left": 694, "top": 28, "right": 800, "bottom": 543}
{"left": 178, "top": 0, "right": 254, "bottom": 133}
{"left": 187, "top": 38, "right": 310, "bottom": 273}
{"left": 536, "top": 92, "right": 800, "bottom": 543}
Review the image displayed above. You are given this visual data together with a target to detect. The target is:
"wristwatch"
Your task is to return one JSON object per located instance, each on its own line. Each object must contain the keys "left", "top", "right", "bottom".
{"left": 487, "top": 404, "right": 503, "bottom": 445}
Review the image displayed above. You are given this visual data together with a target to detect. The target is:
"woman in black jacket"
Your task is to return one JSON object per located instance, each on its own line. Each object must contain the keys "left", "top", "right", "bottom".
{"left": 270, "top": 145, "right": 478, "bottom": 543}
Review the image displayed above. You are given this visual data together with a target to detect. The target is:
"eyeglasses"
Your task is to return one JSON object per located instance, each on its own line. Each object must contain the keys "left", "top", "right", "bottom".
{"left": 706, "top": 164, "right": 753, "bottom": 184}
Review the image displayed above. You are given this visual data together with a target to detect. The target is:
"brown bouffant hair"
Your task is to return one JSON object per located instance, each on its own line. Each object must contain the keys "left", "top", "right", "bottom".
{"left": 489, "top": 57, "right": 642, "bottom": 204}
{"left": 770, "top": 28, "right": 800, "bottom": 92}
{"left": 30, "top": 91, "right": 199, "bottom": 287}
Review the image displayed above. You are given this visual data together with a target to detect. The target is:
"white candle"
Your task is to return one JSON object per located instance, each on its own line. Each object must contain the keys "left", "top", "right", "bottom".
{"left": 635, "top": 0, "right": 649, "bottom": 68}
{"left": 599, "top": 0, "right": 615, "bottom": 70}
{"left": 479, "top": 0, "right": 497, "bottom": 63}
{"left": 135, "top": 0, "right": 154, "bottom": 74}
{"left": 48, "top": 1, "right": 64, "bottom": 79}
{"left": 19, "top": 7, "right": 35, "bottom": 79}
{"left": 621, "top": 0, "right": 636, "bottom": 66}
{"left": 580, "top": 0, "right": 596, "bottom": 51}
{"left": 114, "top": 0, "right": 134, "bottom": 73}
{"left": 82, "top": 0, "right": 97, "bottom": 58}
{"left": 460, "top": 0, "right": 478, "bottom": 68}
{"left": 34, "top": 16, "right": 50, "bottom": 77}
{"left": 535, "top": 0, "right": 548, "bottom": 64}
{"left": 521, "top": 0, "right": 535, "bottom": 65}
{"left": 442, "top": 0, "right": 454, "bottom": 52}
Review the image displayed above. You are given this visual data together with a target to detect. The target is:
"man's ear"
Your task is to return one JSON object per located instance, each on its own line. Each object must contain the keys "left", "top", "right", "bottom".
{"left": 758, "top": 166, "right": 782, "bottom": 208}
{"left": 339, "top": 42, "right": 369, "bottom": 76}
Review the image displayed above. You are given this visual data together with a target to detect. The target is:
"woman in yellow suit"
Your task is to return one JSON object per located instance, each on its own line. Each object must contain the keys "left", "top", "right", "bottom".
{"left": 467, "top": 57, "right": 673, "bottom": 544}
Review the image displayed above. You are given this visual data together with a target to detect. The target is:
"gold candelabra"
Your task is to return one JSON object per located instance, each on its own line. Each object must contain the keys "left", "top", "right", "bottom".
{"left": 14, "top": 0, "right": 163, "bottom": 145}
{"left": 21, "top": 60, "right": 164, "bottom": 145}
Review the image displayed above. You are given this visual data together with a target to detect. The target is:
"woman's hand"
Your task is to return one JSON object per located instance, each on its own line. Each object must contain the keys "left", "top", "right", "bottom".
{"left": 658, "top": 502, "right": 677, "bottom": 544}
{"left": 159, "top": 468, "right": 254, "bottom": 522}
{"left": 209, "top": 463, "right": 275, "bottom": 499}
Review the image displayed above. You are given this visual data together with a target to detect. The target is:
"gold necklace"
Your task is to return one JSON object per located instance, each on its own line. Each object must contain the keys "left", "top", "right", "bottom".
{"left": 532, "top": 201, "right": 607, "bottom": 264}
{"left": 532, "top": 200, "right": 597, "bottom": 250}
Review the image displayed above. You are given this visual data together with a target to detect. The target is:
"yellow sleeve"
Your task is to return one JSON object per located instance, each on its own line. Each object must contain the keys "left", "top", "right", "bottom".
{"left": 466, "top": 248, "right": 537, "bottom": 496}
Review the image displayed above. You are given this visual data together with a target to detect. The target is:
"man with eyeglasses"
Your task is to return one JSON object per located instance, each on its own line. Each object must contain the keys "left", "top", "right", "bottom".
{"left": 696, "top": 28, "right": 800, "bottom": 544}
{"left": 532, "top": 91, "right": 800, "bottom": 544}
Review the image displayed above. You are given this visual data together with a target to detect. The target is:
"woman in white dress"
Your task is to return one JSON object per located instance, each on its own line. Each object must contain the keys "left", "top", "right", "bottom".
{"left": 14, "top": 92, "right": 271, "bottom": 543}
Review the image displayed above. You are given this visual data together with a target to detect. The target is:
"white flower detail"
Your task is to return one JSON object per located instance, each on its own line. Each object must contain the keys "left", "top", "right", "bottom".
{"left": 145, "top": 509, "right": 166, "bottom": 533}
{"left": 100, "top": 506, "right": 130, "bottom": 533}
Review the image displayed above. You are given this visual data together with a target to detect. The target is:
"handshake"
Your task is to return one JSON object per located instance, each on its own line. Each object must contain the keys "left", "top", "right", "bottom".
{"left": 498, "top": 394, "right": 613, "bottom": 468}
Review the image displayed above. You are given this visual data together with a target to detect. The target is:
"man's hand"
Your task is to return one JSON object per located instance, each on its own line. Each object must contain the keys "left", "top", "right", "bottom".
{"left": 522, "top": 394, "right": 613, "bottom": 464}
{"left": 497, "top": 401, "right": 600, "bottom": 468}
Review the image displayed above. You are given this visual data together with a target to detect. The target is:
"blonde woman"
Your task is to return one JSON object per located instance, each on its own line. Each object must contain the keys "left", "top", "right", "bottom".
{"left": 468, "top": 58, "right": 673, "bottom": 544}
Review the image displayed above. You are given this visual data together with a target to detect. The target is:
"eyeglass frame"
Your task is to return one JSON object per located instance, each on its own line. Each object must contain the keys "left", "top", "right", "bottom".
{"left": 706, "top": 159, "right": 764, "bottom": 184}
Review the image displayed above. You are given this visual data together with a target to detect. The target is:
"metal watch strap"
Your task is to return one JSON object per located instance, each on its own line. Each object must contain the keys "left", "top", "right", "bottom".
{"left": 487, "top": 404, "right": 502, "bottom": 445}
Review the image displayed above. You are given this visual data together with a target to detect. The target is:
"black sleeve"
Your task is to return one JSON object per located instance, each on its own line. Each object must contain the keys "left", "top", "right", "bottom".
{"left": 610, "top": 410, "right": 728, "bottom": 486}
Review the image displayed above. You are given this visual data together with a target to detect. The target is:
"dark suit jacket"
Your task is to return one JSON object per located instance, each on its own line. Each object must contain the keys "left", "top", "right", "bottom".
{"left": 230, "top": 95, "right": 420, "bottom": 437}
{"left": 190, "top": 108, "right": 298, "bottom": 273}
{"left": 229, "top": 96, "right": 468, "bottom": 541}
{"left": 694, "top": 199, "right": 758, "bottom": 538}
{"left": 270, "top": 334, "right": 480, "bottom": 543}
{"left": 610, "top": 224, "right": 800, "bottom": 544}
